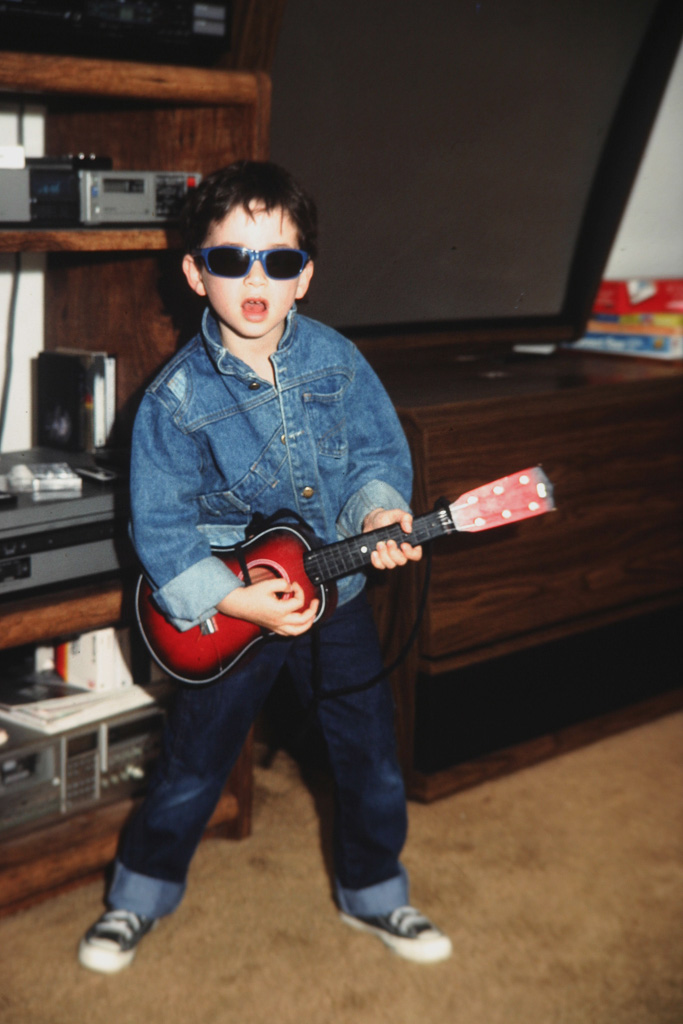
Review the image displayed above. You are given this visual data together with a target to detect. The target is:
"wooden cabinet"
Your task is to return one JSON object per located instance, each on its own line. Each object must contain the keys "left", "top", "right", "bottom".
{"left": 0, "top": 52, "right": 270, "bottom": 913}
{"left": 361, "top": 335, "right": 683, "bottom": 801}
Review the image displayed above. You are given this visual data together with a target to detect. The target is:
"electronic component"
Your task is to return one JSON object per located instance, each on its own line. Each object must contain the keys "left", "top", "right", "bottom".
{"left": 80, "top": 170, "right": 201, "bottom": 225}
{"left": 0, "top": 160, "right": 201, "bottom": 226}
{"left": 0, "top": 2, "right": 231, "bottom": 67}
{"left": 0, "top": 448, "right": 134, "bottom": 597}
{"left": 0, "top": 705, "right": 165, "bottom": 836}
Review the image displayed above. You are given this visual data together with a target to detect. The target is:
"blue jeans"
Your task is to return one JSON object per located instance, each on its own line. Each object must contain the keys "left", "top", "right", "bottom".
{"left": 109, "top": 593, "right": 409, "bottom": 919}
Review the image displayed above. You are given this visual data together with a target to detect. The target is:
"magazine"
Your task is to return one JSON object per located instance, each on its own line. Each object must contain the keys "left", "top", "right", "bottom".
{"left": 0, "top": 671, "right": 162, "bottom": 734}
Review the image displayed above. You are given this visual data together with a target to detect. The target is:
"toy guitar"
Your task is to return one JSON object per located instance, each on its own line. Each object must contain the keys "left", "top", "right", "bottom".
{"left": 136, "top": 467, "right": 554, "bottom": 684}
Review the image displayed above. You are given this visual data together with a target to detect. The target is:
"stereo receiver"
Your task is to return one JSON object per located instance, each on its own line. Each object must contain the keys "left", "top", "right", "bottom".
{"left": 0, "top": 704, "right": 165, "bottom": 836}
{"left": 0, "top": 161, "right": 201, "bottom": 226}
{"left": 80, "top": 169, "right": 201, "bottom": 225}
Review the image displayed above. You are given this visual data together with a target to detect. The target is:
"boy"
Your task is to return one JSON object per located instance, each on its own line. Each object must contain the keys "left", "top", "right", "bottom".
{"left": 78, "top": 161, "right": 452, "bottom": 972}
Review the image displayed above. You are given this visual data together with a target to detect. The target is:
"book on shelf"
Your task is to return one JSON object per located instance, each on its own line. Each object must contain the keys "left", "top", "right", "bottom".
{"left": 46, "top": 627, "right": 135, "bottom": 692}
{"left": 565, "top": 332, "right": 682, "bottom": 360}
{"left": 37, "top": 348, "right": 116, "bottom": 453}
{"left": 589, "top": 313, "right": 683, "bottom": 331}
{"left": 35, "top": 626, "right": 164, "bottom": 694}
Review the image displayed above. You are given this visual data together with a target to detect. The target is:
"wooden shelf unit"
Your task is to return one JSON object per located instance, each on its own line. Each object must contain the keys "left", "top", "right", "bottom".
{"left": 1, "top": 50, "right": 271, "bottom": 439}
{"left": 0, "top": 51, "right": 269, "bottom": 913}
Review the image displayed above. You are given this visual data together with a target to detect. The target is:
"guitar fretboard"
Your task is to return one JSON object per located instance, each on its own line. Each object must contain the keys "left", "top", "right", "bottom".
{"left": 303, "top": 506, "right": 456, "bottom": 586}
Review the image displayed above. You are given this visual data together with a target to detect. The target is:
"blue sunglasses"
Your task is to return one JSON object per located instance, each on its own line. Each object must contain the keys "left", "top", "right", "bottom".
{"left": 193, "top": 245, "right": 310, "bottom": 280}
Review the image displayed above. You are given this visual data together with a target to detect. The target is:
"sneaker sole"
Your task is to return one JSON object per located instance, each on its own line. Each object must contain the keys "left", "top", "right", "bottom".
{"left": 339, "top": 912, "right": 453, "bottom": 964}
{"left": 78, "top": 939, "right": 137, "bottom": 974}
{"left": 77, "top": 920, "right": 157, "bottom": 974}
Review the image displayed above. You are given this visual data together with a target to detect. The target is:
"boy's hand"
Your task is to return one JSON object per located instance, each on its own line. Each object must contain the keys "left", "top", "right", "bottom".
{"left": 216, "top": 577, "right": 319, "bottom": 636}
{"left": 362, "top": 508, "right": 423, "bottom": 570}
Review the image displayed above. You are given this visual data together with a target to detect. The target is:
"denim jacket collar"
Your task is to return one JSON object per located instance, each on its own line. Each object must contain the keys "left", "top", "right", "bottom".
{"left": 201, "top": 305, "right": 296, "bottom": 379}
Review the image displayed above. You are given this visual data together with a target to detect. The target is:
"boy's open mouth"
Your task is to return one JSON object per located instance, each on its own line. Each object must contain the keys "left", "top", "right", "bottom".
{"left": 242, "top": 298, "right": 268, "bottom": 321}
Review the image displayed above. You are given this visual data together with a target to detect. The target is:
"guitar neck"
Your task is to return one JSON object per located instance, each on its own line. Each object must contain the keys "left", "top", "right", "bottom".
{"left": 303, "top": 506, "right": 455, "bottom": 586}
{"left": 303, "top": 466, "right": 555, "bottom": 587}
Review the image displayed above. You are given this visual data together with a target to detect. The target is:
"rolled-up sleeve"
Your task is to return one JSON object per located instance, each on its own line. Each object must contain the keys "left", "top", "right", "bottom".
{"left": 129, "top": 391, "right": 242, "bottom": 630}
{"left": 337, "top": 479, "right": 411, "bottom": 539}
{"left": 152, "top": 556, "right": 242, "bottom": 632}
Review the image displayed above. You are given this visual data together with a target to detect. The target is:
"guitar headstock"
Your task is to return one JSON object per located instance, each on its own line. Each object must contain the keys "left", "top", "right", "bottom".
{"left": 449, "top": 467, "right": 555, "bottom": 533}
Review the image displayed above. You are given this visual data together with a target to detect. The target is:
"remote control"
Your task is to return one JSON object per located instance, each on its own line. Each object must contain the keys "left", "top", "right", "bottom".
{"left": 74, "top": 466, "right": 118, "bottom": 483}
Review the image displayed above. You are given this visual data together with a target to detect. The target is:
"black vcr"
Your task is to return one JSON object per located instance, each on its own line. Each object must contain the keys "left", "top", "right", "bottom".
{"left": 0, "top": 448, "right": 134, "bottom": 599}
{"left": 0, "top": 1, "right": 231, "bottom": 66}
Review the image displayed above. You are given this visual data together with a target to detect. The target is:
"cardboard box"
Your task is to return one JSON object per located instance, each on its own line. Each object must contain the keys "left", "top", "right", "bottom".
{"left": 593, "top": 279, "right": 683, "bottom": 315}
{"left": 51, "top": 627, "right": 134, "bottom": 691}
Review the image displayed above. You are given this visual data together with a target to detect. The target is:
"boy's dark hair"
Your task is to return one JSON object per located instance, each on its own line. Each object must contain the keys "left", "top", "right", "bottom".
{"left": 180, "top": 160, "right": 318, "bottom": 260}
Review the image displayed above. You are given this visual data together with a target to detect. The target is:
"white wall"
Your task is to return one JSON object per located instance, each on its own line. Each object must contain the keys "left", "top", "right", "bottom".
{"left": 604, "top": 40, "right": 683, "bottom": 279}
{"left": 0, "top": 43, "right": 681, "bottom": 453}
{"left": 0, "top": 104, "right": 45, "bottom": 453}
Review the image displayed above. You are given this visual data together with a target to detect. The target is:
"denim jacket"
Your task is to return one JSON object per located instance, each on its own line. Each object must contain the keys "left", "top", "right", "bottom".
{"left": 130, "top": 307, "right": 414, "bottom": 631}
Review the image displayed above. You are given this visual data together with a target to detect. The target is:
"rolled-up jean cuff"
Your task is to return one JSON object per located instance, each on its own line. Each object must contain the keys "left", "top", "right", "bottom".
{"left": 335, "top": 865, "right": 409, "bottom": 918}
{"left": 109, "top": 859, "right": 186, "bottom": 919}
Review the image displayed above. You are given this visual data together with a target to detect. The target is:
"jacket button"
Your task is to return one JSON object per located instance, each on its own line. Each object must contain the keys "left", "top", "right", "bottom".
{"left": 301, "top": 486, "right": 315, "bottom": 499}
{"left": 248, "top": 380, "right": 261, "bottom": 390}
{"left": 281, "top": 434, "right": 286, "bottom": 444}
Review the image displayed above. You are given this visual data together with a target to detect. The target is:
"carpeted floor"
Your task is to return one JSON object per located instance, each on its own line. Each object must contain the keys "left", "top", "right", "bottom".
{"left": 1, "top": 712, "right": 682, "bottom": 1024}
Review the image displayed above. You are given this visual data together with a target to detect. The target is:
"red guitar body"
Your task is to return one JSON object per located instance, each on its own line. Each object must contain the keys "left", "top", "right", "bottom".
{"left": 135, "top": 525, "right": 337, "bottom": 684}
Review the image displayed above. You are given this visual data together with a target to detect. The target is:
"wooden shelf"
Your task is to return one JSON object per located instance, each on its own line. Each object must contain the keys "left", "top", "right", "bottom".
{"left": 0, "top": 228, "right": 179, "bottom": 253}
{"left": 0, "top": 51, "right": 270, "bottom": 259}
{"left": 0, "top": 578, "right": 129, "bottom": 651}
{"left": 0, "top": 572, "right": 255, "bottom": 919}
{"left": 0, "top": 50, "right": 266, "bottom": 106}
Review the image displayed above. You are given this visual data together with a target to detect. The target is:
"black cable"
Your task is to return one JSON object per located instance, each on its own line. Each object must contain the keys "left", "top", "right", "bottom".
{"left": 290, "top": 543, "right": 434, "bottom": 750}
{"left": 316, "top": 543, "right": 433, "bottom": 702}
{"left": 246, "top": 505, "right": 435, "bottom": 745}
{"left": 0, "top": 253, "right": 21, "bottom": 449}
{"left": 0, "top": 103, "right": 26, "bottom": 448}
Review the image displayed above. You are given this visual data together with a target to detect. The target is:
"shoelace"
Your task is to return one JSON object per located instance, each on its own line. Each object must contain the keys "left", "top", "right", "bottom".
{"left": 94, "top": 910, "right": 145, "bottom": 942}
{"left": 387, "top": 906, "right": 432, "bottom": 935}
